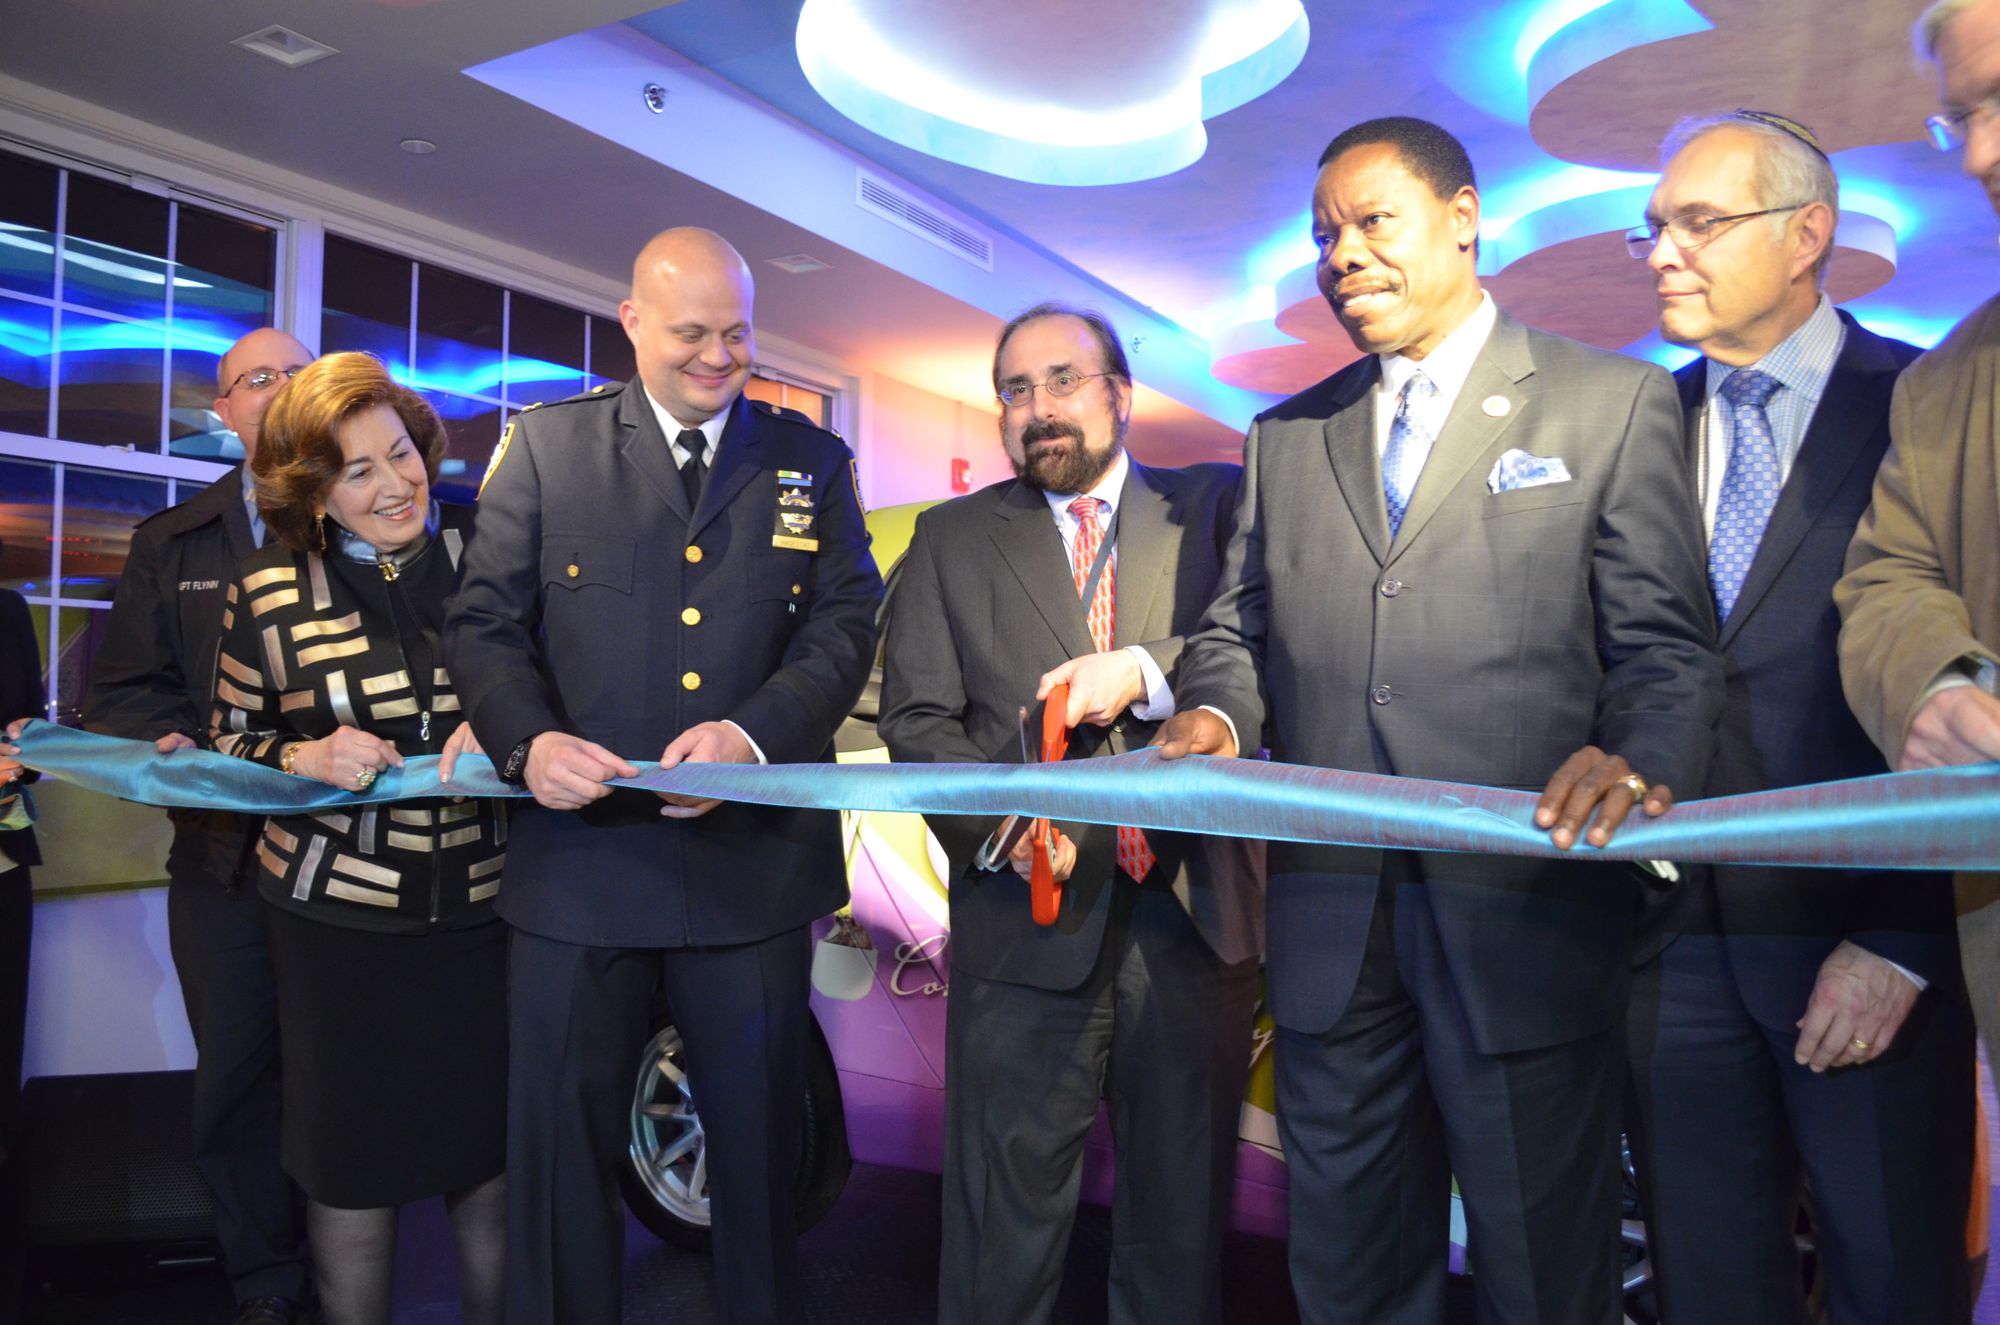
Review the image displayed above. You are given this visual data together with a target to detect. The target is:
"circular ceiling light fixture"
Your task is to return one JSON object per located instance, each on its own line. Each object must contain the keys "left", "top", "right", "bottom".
{"left": 399, "top": 138, "right": 437, "bottom": 155}
{"left": 796, "top": 0, "right": 1309, "bottom": 186}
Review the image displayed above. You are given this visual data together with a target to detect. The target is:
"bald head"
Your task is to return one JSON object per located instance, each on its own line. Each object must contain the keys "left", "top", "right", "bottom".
{"left": 619, "top": 228, "right": 757, "bottom": 425}
{"left": 214, "top": 327, "right": 314, "bottom": 460}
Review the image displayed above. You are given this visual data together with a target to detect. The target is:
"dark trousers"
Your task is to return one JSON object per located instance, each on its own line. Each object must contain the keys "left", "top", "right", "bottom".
{"left": 1277, "top": 870, "right": 1624, "bottom": 1325}
{"left": 503, "top": 925, "right": 812, "bottom": 1325}
{"left": 0, "top": 868, "right": 29, "bottom": 1325}
{"left": 939, "top": 884, "right": 1260, "bottom": 1325}
{"left": 1628, "top": 933, "right": 1976, "bottom": 1325}
{"left": 166, "top": 862, "right": 305, "bottom": 1303}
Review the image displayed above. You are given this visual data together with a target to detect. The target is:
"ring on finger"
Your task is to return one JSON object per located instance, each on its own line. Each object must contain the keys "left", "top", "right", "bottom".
{"left": 1613, "top": 773, "right": 1648, "bottom": 799}
{"left": 353, "top": 766, "right": 377, "bottom": 788}
{"left": 1849, "top": 1036, "right": 1870, "bottom": 1052}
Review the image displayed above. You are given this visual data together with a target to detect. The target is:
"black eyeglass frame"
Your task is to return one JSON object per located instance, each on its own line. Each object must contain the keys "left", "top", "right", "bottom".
{"left": 223, "top": 366, "right": 304, "bottom": 396}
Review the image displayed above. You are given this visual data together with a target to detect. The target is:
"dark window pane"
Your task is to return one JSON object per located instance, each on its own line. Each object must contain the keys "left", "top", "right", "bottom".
{"left": 57, "top": 468, "right": 169, "bottom": 602}
{"left": 421, "top": 391, "right": 501, "bottom": 505}
{"left": 0, "top": 148, "right": 59, "bottom": 301}
{"left": 507, "top": 291, "right": 585, "bottom": 405}
{"left": 62, "top": 173, "right": 171, "bottom": 322}
{"left": 588, "top": 314, "right": 634, "bottom": 388}
{"left": 52, "top": 605, "right": 114, "bottom": 725}
{"left": 21, "top": 602, "right": 51, "bottom": 718}
{"left": 0, "top": 295, "right": 52, "bottom": 437}
{"left": 168, "top": 207, "right": 277, "bottom": 460}
{"left": 55, "top": 308, "right": 165, "bottom": 447}
{"left": 322, "top": 234, "right": 410, "bottom": 374}
{"left": 175, "top": 204, "right": 276, "bottom": 306}
{"left": 416, "top": 265, "right": 503, "bottom": 399}
{"left": 166, "top": 346, "right": 239, "bottom": 460}
{"left": 0, "top": 456, "right": 56, "bottom": 594}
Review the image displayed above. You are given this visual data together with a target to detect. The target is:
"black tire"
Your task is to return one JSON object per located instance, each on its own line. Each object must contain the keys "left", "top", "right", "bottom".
{"left": 620, "top": 1009, "right": 852, "bottom": 1250}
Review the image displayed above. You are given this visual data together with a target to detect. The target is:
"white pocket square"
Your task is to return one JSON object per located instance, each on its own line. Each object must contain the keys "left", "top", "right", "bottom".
{"left": 1487, "top": 450, "right": 1572, "bottom": 494}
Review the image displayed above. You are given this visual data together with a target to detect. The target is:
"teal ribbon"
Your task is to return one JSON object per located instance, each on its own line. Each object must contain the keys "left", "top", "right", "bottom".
{"left": 15, "top": 721, "right": 2000, "bottom": 868}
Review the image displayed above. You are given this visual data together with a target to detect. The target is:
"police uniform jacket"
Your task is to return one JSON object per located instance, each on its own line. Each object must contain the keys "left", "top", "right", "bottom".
{"left": 84, "top": 465, "right": 261, "bottom": 885}
{"left": 444, "top": 382, "right": 882, "bottom": 949}
{"left": 211, "top": 506, "right": 502, "bottom": 934}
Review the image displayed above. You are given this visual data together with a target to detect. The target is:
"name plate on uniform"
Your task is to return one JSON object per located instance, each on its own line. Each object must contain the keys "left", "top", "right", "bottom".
{"left": 773, "top": 470, "right": 819, "bottom": 551}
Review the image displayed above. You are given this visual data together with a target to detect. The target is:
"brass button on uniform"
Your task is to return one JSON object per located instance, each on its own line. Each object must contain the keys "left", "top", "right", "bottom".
{"left": 684, "top": 545, "right": 703, "bottom": 564}
{"left": 681, "top": 607, "right": 701, "bottom": 626}
{"left": 681, "top": 672, "right": 701, "bottom": 691}
{"left": 791, "top": 583, "right": 802, "bottom": 595}
{"left": 566, "top": 563, "right": 580, "bottom": 579}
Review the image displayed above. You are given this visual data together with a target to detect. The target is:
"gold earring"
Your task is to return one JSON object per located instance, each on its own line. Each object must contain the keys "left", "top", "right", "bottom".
{"left": 315, "top": 513, "right": 326, "bottom": 552}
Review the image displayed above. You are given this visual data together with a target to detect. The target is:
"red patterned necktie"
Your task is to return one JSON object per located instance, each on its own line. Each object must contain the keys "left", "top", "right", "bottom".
{"left": 1068, "top": 496, "right": 1155, "bottom": 883}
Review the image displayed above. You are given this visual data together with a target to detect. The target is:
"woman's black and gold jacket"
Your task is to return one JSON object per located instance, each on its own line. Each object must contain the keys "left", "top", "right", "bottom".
{"left": 210, "top": 506, "right": 503, "bottom": 934}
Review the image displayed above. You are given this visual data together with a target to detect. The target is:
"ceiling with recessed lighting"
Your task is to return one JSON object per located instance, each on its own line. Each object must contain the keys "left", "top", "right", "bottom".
{"left": 0, "top": 0, "right": 1992, "bottom": 469}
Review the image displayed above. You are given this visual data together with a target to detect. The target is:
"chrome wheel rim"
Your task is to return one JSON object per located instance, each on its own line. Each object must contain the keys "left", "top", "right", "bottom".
{"left": 629, "top": 1023, "right": 711, "bottom": 1227}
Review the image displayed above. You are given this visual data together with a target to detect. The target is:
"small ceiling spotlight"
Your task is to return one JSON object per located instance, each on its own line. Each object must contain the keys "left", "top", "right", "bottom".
{"left": 765, "top": 254, "right": 831, "bottom": 275}
{"left": 643, "top": 83, "right": 668, "bottom": 114}
{"left": 399, "top": 138, "right": 437, "bottom": 155}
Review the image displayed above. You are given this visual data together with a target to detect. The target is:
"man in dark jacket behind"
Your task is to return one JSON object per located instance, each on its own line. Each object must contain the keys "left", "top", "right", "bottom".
{"left": 83, "top": 327, "right": 315, "bottom": 1325}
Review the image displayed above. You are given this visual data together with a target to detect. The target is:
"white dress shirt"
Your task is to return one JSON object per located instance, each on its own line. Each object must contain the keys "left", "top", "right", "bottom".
{"left": 1039, "top": 449, "right": 1173, "bottom": 720}
{"left": 1371, "top": 291, "right": 1499, "bottom": 460}
{"left": 1202, "top": 293, "right": 1499, "bottom": 756}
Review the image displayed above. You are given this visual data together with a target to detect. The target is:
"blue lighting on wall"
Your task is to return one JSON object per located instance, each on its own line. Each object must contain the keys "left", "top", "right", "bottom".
{"left": 0, "top": 306, "right": 588, "bottom": 409}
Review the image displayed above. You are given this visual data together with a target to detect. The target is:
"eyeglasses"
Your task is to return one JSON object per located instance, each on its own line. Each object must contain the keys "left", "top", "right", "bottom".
{"left": 1623, "top": 205, "right": 1805, "bottom": 259}
{"left": 223, "top": 366, "right": 303, "bottom": 395}
{"left": 995, "top": 370, "right": 1111, "bottom": 408}
{"left": 1926, "top": 93, "right": 2000, "bottom": 152}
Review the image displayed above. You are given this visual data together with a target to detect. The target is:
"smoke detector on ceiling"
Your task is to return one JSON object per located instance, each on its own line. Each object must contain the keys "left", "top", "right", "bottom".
{"left": 765, "top": 254, "right": 832, "bottom": 275}
{"left": 232, "top": 26, "right": 339, "bottom": 69}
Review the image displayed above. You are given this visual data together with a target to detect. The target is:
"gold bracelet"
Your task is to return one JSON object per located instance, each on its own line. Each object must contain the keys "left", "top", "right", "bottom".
{"left": 280, "top": 741, "right": 304, "bottom": 776}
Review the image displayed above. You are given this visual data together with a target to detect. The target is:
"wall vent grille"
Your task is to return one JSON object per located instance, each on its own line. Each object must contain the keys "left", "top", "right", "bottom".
{"left": 855, "top": 170, "right": 994, "bottom": 271}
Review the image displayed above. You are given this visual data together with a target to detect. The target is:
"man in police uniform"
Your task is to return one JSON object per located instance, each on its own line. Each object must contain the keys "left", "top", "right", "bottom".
{"left": 84, "top": 327, "right": 315, "bottom": 1325}
{"left": 445, "top": 227, "right": 881, "bottom": 1325}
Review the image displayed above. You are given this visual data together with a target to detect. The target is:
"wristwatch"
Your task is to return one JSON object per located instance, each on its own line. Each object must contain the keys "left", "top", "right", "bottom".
{"left": 501, "top": 735, "right": 537, "bottom": 784}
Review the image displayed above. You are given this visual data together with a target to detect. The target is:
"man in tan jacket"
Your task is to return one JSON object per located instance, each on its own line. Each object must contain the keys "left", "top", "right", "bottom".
{"left": 1836, "top": 0, "right": 2000, "bottom": 1053}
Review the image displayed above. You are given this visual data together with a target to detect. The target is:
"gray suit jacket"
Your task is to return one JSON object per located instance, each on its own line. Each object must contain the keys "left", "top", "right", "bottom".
{"left": 1179, "top": 308, "right": 1722, "bottom": 1052}
{"left": 880, "top": 459, "right": 1265, "bottom": 991}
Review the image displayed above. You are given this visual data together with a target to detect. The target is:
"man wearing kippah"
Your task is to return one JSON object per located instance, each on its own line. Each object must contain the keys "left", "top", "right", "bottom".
{"left": 1631, "top": 109, "right": 1974, "bottom": 1324}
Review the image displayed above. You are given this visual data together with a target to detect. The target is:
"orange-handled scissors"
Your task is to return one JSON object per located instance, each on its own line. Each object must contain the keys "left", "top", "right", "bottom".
{"left": 1028, "top": 682, "right": 1072, "bottom": 925}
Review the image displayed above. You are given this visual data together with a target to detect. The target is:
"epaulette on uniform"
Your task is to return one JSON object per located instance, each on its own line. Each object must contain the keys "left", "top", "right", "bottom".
{"left": 521, "top": 380, "right": 623, "bottom": 414}
{"left": 751, "top": 397, "right": 839, "bottom": 438}
{"left": 481, "top": 382, "right": 624, "bottom": 496}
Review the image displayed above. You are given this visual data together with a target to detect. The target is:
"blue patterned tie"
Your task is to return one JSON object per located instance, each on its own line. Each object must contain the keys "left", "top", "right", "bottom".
{"left": 1709, "top": 368, "right": 1783, "bottom": 621}
{"left": 1382, "top": 371, "right": 1437, "bottom": 538}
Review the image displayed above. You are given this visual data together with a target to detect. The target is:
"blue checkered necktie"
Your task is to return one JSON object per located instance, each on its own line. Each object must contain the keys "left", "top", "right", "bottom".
{"left": 1382, "top": 371, "right": 1437, "bottom": 538}
{"left": 1709, "top": 368, "right": 1783, "bottom": 621}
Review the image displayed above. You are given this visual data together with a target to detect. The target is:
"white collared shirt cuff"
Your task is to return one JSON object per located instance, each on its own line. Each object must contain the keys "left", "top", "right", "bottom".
{"left": 1921, "top": 670, "right": 1977, "bottom": 704}
{"left": 1197, "top": 704, "right": 1241, "bottom": 757}
{"left": 1869, "top": 947, "right": 1929, "bottom": 992}
{"left": 1126, "top": 647, "right": 1173, "bottom": 721}
{"left": 723, "top": 720, "right": 768, "bottom": 765}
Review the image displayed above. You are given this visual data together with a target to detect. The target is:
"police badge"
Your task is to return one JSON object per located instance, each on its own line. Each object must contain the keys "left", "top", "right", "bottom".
{"left": 772, "top": 470, "right": 819, "bottom": 551}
